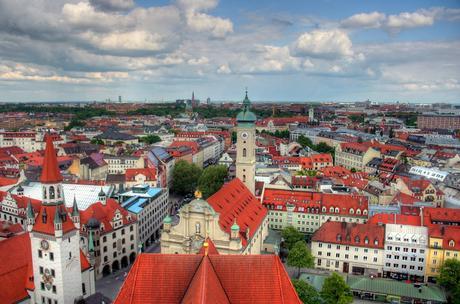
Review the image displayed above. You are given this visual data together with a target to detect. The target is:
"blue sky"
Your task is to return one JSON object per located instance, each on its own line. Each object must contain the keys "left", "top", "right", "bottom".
{"left": 0, "top": 0, "right": 459, "bottom": 103}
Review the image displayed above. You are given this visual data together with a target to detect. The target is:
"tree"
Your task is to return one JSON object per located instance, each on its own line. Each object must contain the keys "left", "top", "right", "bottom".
{"left": 281, "top": 226, "right": 304, "bottom": 250}
{"left": 298, "top": 135, "right": 314, "bottom": 149}
{"left": 197, "top": 165, "right": 228, "bottom": 198}
{"left": 140, "top": 134, "right": 161, "bottom": 145}
{"left": 90, "top": 138, "right": 104, "bottom": 145}
{"left": 438, "top": 259, "right": 460, "bottom": 300}
{"left": 292, "top": 279, "right": 321, "bottom": 304}
{"left": 231, "top": 131, "right": 237, "bottom": 144}
{"left": 320, "top": 273, "right": 353, "bottom": 304}
{"left": 287, "top": 241, "right": 314, "bottom": 278}
{"left": 350, "top": 168, "right": 357, "bottom": 173}
{"left": 172, "top": 160, "right": 202, "bottom": 195}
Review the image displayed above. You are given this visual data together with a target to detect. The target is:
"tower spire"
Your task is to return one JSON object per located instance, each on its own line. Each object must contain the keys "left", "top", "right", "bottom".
{"left": 40, "top": 133, "right": 62, "bottom": 183}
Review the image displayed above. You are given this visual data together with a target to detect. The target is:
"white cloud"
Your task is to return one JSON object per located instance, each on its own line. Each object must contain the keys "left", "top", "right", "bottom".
{"left": 341, "top": 12, "right": 386, "bottom": 29}
{"left": 81, "top": 30, "right": 167, "bottom": 52}
{"left": 185, "top": 12, "right": 233, "bottom": 38}
{"left": 217, "top": 64, "right": 231, "bottom": 74}
{"left": 89, "top": 0, "right": 135, "bottom": 12}
{"left": 187, "top": 56, "right": 210, "bottom": 65}
{"left": 176, "top": 0, "right": 218, "bottom": 12}
{"left": 291, "top": 29, "right": 354, "bottom": 59}
{"left": 386, "top": 11, "right": 434, "bottom": 32}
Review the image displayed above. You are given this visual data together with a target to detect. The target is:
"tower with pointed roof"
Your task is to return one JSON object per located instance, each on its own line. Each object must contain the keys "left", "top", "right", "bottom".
{"left": 235, "top": 90, "right": 256, "bottom": 194}
{"left": 30, "top": 133, "right": 85, "bottom": 304}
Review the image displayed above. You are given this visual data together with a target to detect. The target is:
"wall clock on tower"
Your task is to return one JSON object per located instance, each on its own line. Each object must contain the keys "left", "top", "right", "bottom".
{"left": 241, "top": 132, "right": 249, "bottom": 140}
{"left": 40, "top": 239, "right": 49, "bottom": 250}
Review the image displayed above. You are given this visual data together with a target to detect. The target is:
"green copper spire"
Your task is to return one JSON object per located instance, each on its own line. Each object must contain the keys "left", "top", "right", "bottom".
{"left": 236, "top": 89, "right": 256, "bottom": 123}
{"left": 88, "top": 230, "right": 95, "bottom": 252}
{"left": 26, "top": 199, "right": 34, "bottom": 219}
{"left": 243, "top": 89, "right": 251, "bottom": 109}
{"left": 54, "top": 207, "right": 62, "bottom": 224}
{"left": 71, "top": 195, "right": 79, "bottom": 216}
{"left": 231, "top": 218, "right": 240, "bottom": 231}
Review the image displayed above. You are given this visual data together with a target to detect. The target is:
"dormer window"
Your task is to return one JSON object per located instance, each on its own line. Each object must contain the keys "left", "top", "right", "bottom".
{"left": 336, "top": 234, "right": 342, "bottom": 241}
{"left": 364, "top": 237, "right": 369, "bottom": 244}
{"left": 374, "top": 239, "right": 379, "bottom": 245}
{"left": 356, "top": 209, "right": 361, "bottom": 215}
{"left": 355, "top": 236, "right": 360, "bottom": 243}
{"left": 349, "top": 208, "right": 354, "bottom": 215}
{"left": 363, "top": 210, "right": 368, "bottom": 216}
{"left": 322, "top": 207, "right": 326, "bottom": 213}
{"left": 329, "top": 207, "right": 334, "bottom": 213}
{"left": 335, "top": 207, "right": 340, "bottom": 214}
{"left": 449, "top": 240, "right": 455, "bottom": 247}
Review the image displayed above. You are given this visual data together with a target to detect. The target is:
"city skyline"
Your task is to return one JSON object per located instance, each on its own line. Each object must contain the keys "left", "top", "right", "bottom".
{"left": 0, "top": 0, "right": 459, "bottom": 103}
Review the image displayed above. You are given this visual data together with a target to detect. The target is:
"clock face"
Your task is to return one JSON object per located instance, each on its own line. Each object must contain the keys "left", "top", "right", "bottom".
{"left": 241, "top": 132, "right": 249, "bottom": 139}
{"left": 40, "top": 240, "right": 49, "bottom": 250}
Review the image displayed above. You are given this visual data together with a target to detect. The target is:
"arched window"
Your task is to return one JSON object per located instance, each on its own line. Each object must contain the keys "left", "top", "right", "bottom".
{"left": 329, "top": 207, "right": 334, "bottom": 213}
{"left": 49, "top": 186, "right": 55, "bottom": 199}
{"left": 363, "top": 210, "right": 368, "bottom": 216}
{"left": 349, "top": 208, "right": 354, "bottom": 214}
{"left": 195, "top": 222, "right": 201, "bottom": 234}
{"left": 243, "top": 175, "right": 246, "bottom": 182}
{"left": 356, "top": 209, "right": 361, "bottom": 215}
{"left": 449, "top": 240, "right": 455, "bottom": 247}
{"left": 335, "top": 207, "right": 340, "bottom": 214}
{"left": 243, "top": 148, "right": 247, "bottom": 157}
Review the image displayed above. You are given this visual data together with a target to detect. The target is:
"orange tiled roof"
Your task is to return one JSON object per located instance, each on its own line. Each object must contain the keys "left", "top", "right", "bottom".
{"left": 40, "top": 134, "right": 63, "bottom": 183}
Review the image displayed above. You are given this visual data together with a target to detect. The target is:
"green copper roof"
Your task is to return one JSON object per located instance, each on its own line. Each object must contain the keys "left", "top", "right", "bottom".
{"left": 26, "top": 200, "right": 35, "bottom": 219}
{"left": 163, "top": 214, "right": 172, "bottom": 224}
{"left": 71, "top": 195, "right": 79, "bottom": 216}
{"left": 236, "top": 90, "right": 256, "bottom": 123}
{"left": 231, "top": 221, "right": 240, "bottom": 231}
{"left": 88, "top": 230, "right": 94, "bottom": 252}
{"left": 54, "top": 207, "right": 62, "bottom": 224}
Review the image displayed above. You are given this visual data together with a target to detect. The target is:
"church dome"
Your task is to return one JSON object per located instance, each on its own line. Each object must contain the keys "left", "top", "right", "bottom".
{"left": 236, "top": 91, "right": 256, "bottom": 123}
{"left": 163, "top": 215, "right": 172, "bottom": 224}
{"left": 87, "top": 217, "right": 100, "bottom": 229}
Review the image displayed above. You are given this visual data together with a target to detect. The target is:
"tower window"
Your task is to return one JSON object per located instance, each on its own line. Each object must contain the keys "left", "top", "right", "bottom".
{"left": 243, "top": 148, "right": 247, "bottom": 157}
{"left": 243, "top": 175, "right": 246, "bottom": 182}
{"left": 49, "top": 186, "right": 55, "bottom": 199}
{"left": 50, "top": 252, "right": 54, "bottom": 261}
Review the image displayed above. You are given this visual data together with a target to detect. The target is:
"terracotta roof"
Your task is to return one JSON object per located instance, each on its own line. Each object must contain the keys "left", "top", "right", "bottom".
{"left": 40, "top": 133, "right": 63, "bottom": 183}
{"left": 391, "top": 192, "right": 420, "bottom": 205}
{"left": 207, "top": 179, "right": 267, "bottom": 247}
{"left": 114, "top": 253, "right": 301, "bottom": 304}
{"left": 79, "top": 198, "right": 136, "bottom": 233}
{"left": 262, "top": 188, "right": 368, "bottom": 217}
{"left": 125, "top": 168, "right": 156, "bottom": 182}
{"left": 198, "top": 238, "right": 220, "bottom": 255}
{"left": 320, "top": 166, "right": 351, "bottom": 178}
{"left": 0, "top": 191, "right": 42, "bottom": 218}
{"left": 423, "top": 207, "right": 460, "bottom": 227}
{"left": 312, "top": 221, "right": 384, "bottom": 249}
{"left": 0, "top": 233, "right": 32, "bottom": 303}
{"left": 0, "top": 176, "right": 18, "bottom": 187}
{"left": 429, "top": 226, "right": 460, "bottom": 251}
{"left": 368, "top": 213, "right": 421, "bottom": 226}
{"left": 32, "top": 205, "right": 76, "bottom": 236}
{"left": 80, "top": 250, "right": 91, "bottom": 271}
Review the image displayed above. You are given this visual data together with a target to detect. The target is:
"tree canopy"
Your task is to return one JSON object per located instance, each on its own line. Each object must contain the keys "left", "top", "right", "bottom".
{"left": 292, "top": 279, "right": 321, "bottom": 304}
{"left": 320, "top": 273, "right": 353, "bottom": 304}
{"left": 172, "top": 160, "right": 202, "bottom": 195}
{"left": 438, "top": 258, "right": 460, "bottom": 302}
{"left": 140, "top": 134, "right": 162, "bottom": 145}
{"left": 197, "top": 165, "right": 228, "bottom": 198}
{"left": 281, "top": 226, "right": 304, "bottom": 250}
{"left": 287, "top": 241, "right": 314, "bottom": 278}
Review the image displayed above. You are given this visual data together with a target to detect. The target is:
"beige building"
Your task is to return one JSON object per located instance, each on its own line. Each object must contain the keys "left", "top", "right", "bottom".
{"left": 335, "top": 142, "right": 381, "bottom": 171}
{"left": 311, "top": 221, "right": 385, "bottom": 276}
{"left": 103, "top": 155, "right": 145, "bottom": 174}
{"left": 161, "top": 178, "right": 269, "bottom": 255}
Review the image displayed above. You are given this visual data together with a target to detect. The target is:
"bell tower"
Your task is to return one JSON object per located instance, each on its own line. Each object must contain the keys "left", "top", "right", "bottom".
{"left": 235, "top": 90, "right": 256, "bottom": 194}
{"left": 30, "top": 133, "right": 84, "bottom": 304}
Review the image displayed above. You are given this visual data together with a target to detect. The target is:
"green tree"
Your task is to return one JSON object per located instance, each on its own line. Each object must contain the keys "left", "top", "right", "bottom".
{"left": 231, "top": 131, "right": 237, "bottom": 143}
{"left": 140, "top": 134, "right": 161, "bottom": 145}
{"left": 350, "top": 168, "right": 357, "bottom": 173}
{"left": 438, "top": 259, "right": 460, "bottom": 300}
{"left": 90, "top": 138, "right": 104, "bottom": 145}
{"left": 298, "top": 135, "right": 314, "bottom": 149}
{"left": 172, "top": 160, "right": 202, "bottom": 195}
{"left": 292, "top": 279, "right": 321, "bottom": 304}
{"left": 281, "top": 226, "right": 304, "bottom": 250}
{"left": 320, "top": 273, "right": 353, "bottom": 304}
{"left": 197, "top": 165, "right": 228, "bottom": 198}
{"left": 287, "top": 241, "right": 314, "bottom": 278}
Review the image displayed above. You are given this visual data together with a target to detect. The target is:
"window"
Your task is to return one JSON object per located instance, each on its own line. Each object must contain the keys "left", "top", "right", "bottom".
{"left": 52, "top": 285, "right": 56, "bottom": 294}
{"left": 243, "top": 148, "right": 247, "bottom": 157}
{"left": 41, "top": 282, "right": 45, "bottom": 290}
{"left": 50, "top": 252, "right": 54, "bottom": 261}
{"left": 40, "top": 266, "right": 44, "bottom": 274}
{"left": 82, "top": 283, "right": 86, "bottom": 295}
{"left": 317, "top": 259, "right": 321, "bottom": 266}
{"left": 103, "top": 246, "right": 107, "bottom": 253}
{"left": 195, "top": 222, "right": 201, "bottom": 234}
{"left": 38, "top": 250, "right": 43, "bottom": 258}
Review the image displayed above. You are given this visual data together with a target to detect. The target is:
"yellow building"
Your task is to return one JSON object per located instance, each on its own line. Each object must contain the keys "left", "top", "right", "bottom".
{"left": 426, "top": 226, "right": 460, "bottom": 283}
{"left": 335, "top": 142, "right": 381, "bottom": 171}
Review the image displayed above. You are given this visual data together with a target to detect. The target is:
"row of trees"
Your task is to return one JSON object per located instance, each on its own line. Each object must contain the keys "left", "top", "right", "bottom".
{"left": 172, "top": 160, "right": 228, "bottom": 198}
{"left": 297, "top": 135, "right": 335, "bottom": 156}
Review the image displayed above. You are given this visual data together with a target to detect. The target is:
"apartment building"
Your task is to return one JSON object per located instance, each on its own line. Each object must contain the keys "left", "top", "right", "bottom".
{"left": 311, "top": 221, "right": 385, "bottom": 276}
{"left": 335, "top": 142, "right": 381, "bottom": 171}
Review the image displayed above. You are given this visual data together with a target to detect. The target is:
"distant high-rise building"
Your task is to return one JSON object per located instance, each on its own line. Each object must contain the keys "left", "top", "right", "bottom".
{"left": 118, "top": 96, "right": 122, "bottom": 103}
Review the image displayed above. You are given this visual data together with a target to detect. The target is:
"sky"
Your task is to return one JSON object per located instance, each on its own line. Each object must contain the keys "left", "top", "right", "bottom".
{"left": 0, "top": 0, "right": 459, "bottom": 103}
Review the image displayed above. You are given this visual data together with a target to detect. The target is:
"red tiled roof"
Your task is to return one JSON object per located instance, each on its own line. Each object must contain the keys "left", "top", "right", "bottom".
{"left": 320, "top": 166, "right": 351, "bottom": 178}
{"left": 0, "top": 176, "right": 18, "bottom": 187}
{"left": 79, "top": 198, "right": 136, "bottom": 233}
{"left": 114, "top": 253, "right": 301, "bottom": 304}
{"left": 423, "top": 207, "right": 460, "bottom": 227}
{"left": 391, "top": 192, "right": 420, "bottom": 205}
{"left": 429, "top": 226, "right": 460, "bottom": 251}
{"left": 312, "top": 221, "right": 384, "bottom": 249}
{"left": 0, "top": 233, "right": 32, "bottom": 303}
{"left": 0, "top": 191, "right": 42, "bottom": 218}
{"left": 0, "top": 220, "right": 24, "bottom": 237}
{"left": 368, "top": 213, "right": 421, "bottom": 226}
{"left": 40, "top": 133, "right": 63, "bottom": 183}
{"left": 207, "top": 178, "right": 267, "bottom": 247}
{"left": 262, "top": 188, "right": 368, "bottom": 217}
{"left": 80, "top": 250, "right": 91, "bottom": 271}
{"left": 125, "top": 168, "right": 156, "bottom": 182}
{"left": 169, "top": 141, "right": 200, "bottom": 154}
{"left": 32, "top": 205, "right": 76, "bottom": 236}
{"left": 198, "top": 238, "right": 220, "bottom": 255}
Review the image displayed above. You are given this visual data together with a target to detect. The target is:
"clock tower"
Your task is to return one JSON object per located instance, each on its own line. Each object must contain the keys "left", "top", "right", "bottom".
{"left": 28, "top": 133, "right": 84, "bottom": 304}
{"left": 235, "top": 91, "right": 256, "bottom": 194}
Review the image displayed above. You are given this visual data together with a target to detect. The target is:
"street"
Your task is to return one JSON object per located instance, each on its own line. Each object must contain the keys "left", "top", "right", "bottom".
{"left": 95, "top": 242, "right": 161, "bottom": 301}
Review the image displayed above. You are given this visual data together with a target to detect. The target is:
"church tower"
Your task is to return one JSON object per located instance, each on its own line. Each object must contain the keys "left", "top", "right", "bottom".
{"left": 235, "top": 90, "right": 256, "bottom": 194}
{"left": 29, "top": 134, "right": 84, "bottom": 304}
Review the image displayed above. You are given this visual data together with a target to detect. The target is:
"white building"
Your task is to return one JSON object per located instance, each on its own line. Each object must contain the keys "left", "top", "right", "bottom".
{"left": 383, "top": 223, "right": 428, "bottom": 282}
